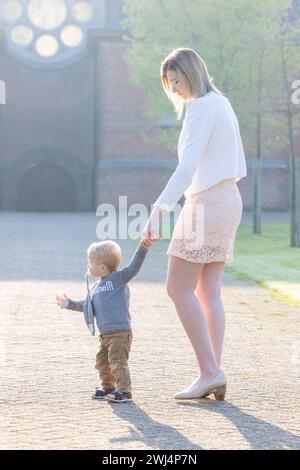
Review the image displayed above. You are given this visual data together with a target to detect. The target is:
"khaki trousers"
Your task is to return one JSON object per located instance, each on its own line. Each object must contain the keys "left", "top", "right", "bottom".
{"left": 95, "top": 329, "right": 133, "bottom": 393}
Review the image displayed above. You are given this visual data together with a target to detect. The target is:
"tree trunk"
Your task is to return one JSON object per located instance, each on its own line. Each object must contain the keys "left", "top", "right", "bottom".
{"left": 295, "top": 155, "right": 300, "bottom": 247}
{"left": 287, "top": 113, "right": 299, "bottom": 247}
{"left": 279, "top": 39, "right": 299, "bottom": 247}
{"left": 253, "top": 49, "right": 263, "bottom": 235}
{"left": 253, "top": 112, "right": 262, "bottom": 234}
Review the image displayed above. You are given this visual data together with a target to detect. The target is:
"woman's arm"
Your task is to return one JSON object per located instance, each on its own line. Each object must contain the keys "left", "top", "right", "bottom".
{"left": 142, "top": 205, "right": 167, "bottom": 239}
{"left": 154, "top": 101, "right": 215, "bottom": 211}
{"left": 142, "top": 101, "right": 215, "bottom": 238}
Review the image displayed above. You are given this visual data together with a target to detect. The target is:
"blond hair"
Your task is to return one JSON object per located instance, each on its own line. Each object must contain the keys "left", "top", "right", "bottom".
{"left": 160, "top": 47, "right": 223, "bottom": 120}
{"left": 87, "top": 241, "right": 122, "bottom": 272}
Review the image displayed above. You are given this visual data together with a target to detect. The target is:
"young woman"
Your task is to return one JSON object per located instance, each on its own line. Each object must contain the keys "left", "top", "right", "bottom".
{"left": 142, "top": 48, "right": 247, "bottom": 400}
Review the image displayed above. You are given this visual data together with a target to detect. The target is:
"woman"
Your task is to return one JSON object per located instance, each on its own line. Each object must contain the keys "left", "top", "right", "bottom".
{"left": 142, "top": 48, "right": 247, "bottom": 400}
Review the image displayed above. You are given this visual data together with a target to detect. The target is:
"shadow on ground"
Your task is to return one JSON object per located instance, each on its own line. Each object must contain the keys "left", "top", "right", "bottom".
{"left": 107, "top": 402, "right": 202, "bottom": 450}
{"left": 176, "top": 400, "right": 300, "bottom": 450}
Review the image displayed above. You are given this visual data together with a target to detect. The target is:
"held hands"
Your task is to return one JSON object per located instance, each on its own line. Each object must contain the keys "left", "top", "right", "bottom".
{"left": 140, "top": 238, "right": 155, "bottom": 250}
{"left": 56, "top": 294, "right": 70, "bottom": 309}
{"left": 140, "top": 227, "right": 160, "bottom": 249}
{"left": 141, "top": 205, "right": 167, "bottom": 242}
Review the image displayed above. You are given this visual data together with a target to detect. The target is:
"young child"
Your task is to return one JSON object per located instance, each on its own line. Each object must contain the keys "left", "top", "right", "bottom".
{"left": 56, "top": 239, "right": 152, "bottom": 403}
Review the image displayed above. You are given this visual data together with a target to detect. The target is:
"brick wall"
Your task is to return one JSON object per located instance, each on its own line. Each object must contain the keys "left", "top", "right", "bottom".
{"left": 95, "top": 37, "right": 293, "bottom": 211}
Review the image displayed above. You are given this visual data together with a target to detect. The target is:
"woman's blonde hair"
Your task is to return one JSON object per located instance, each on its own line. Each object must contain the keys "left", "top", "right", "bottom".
{"left": 87, "top": 241, "right": 122, "bottom": 272}
{"left": 160, "top": 47, "right": 223, "bottom": 120}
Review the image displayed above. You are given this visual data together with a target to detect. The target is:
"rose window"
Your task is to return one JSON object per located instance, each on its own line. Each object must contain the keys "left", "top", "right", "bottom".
{"left": 0, "top": 0, "right": 106, "bottom": 66}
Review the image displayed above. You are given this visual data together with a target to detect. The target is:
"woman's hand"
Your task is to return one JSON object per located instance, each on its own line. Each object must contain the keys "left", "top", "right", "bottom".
{"left": 141, "top": 229, "right": 160, "bottom": 242}
{"left": 56, "top": 294, "right": 69, "bottom": 309}
{"left": 142, "top": 205, "right": 167, "bottom": 241}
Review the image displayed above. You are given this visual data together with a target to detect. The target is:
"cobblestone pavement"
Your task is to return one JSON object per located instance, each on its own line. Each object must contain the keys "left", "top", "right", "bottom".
{"left": 0, "top": 213, "right": 299, "bottom": 450}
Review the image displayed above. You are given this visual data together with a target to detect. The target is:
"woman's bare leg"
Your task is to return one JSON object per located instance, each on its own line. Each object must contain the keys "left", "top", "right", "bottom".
{"left": 167, "top": 255, "right": 219, "bottom": 380}
{"left": 195, "top": 261, "right": 226, "bottom": 368}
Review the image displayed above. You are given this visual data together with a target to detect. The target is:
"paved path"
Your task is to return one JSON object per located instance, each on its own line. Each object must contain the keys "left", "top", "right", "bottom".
{"left": 0, "top": 213, "right": 299, "bottom": 450}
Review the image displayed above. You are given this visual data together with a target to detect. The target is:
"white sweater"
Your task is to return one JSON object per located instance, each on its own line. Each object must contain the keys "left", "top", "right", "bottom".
{"left": 154, "top": 91, "right": 247, "bottom": 211}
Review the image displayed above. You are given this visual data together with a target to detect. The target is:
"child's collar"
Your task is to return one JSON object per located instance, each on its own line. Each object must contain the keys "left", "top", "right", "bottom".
{"left": 100, "top": 270, "right": 115, "bottom": 281}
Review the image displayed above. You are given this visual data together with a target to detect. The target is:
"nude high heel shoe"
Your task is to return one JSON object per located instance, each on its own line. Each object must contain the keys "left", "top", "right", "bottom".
{"left": 174, "top": 370, "right": 227, "bottom": 400}
{"left": 210, "top": 383, "right": 227, "bottom": 401}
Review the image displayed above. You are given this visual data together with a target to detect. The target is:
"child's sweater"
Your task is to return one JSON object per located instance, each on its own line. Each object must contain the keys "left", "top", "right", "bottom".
{"left": 67, "top": 245, "right": 148, "bottom": 335}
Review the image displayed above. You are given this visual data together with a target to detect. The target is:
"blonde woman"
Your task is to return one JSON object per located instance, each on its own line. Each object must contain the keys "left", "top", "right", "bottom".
{"left": 142, "top": 48, "right": 247, "bottom": 400}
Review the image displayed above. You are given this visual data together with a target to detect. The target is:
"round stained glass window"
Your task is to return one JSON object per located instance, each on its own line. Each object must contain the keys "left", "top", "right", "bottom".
{"left": 2, "top": 1, "right": 105, "bottom": 65}
{"left": 36, "top": 34, "right": 59, "bottom": 57}
{"left": 61, "top": 25, "right": 83, "bottom": 47}
{"left": 11, "top": 25, "right": 34, "bottom": 46}
{"left": 28, "top": 0, "right": 67, "bottom": 31}
{"left": 1, "top": 0, "right": 22, "bottom": 23}
{"left": 72, "top": 1, "right": 93, "bottom": 23}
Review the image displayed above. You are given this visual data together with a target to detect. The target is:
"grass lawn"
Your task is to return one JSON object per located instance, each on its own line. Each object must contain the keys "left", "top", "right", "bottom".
{"left": 226, "top": 222, "right": 300, "bottom": 307}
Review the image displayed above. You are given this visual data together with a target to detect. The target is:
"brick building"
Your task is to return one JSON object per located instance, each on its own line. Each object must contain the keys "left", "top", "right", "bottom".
{"left": 0, "top": 0, "right": 297, "bottom": 212}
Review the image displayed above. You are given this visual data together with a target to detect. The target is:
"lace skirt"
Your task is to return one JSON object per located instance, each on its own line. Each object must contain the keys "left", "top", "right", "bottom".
{"left": 167, "top": 178, "right": 243, "bottom": 264}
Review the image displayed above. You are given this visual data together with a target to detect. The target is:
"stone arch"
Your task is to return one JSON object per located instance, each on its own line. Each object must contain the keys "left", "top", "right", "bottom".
{"left": 18, "top": 162, "right": 76, "bottom": 212}
{"left": 5, "top": 146, "right": 92, "bottom": 211}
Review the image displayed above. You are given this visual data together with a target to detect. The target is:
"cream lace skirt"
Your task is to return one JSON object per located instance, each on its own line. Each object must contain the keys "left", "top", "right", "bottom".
{"left": 167, "top": 178, "right": 243, "bottom": 264}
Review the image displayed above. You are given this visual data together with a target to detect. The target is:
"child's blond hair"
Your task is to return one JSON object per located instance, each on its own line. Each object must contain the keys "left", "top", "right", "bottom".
{"left": 87, "top": 241, "right": 122, "bottom": 272}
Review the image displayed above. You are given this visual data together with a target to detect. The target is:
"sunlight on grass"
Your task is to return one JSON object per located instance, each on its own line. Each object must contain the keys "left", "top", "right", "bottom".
{"left": 160, "top": 219, "right": 300, "bottom": 307}
{"left": 227, "top": 223, "right": 300, "bottom": 306}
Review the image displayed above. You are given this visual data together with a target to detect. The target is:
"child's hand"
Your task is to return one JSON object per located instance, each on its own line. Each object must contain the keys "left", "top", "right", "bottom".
{"left": 56, "top": 294, "right": 70, "bottom": 309}
{"left": 140, "top": 239, "right": 153, "bottom": 250}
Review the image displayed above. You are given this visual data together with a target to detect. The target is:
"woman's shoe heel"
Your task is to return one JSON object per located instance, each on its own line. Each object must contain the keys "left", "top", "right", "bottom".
{"left": 213, "top": 384, "right": 226, "bottom": 401}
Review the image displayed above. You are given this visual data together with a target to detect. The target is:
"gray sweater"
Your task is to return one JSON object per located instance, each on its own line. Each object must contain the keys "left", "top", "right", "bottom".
{"left": 66, "top": 245, "right": 148, "bottom": 335}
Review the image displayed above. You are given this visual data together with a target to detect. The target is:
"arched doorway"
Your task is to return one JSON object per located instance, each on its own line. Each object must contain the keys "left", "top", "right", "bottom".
{"left": 18, "top": 164, "right": 76, "bottom": 212}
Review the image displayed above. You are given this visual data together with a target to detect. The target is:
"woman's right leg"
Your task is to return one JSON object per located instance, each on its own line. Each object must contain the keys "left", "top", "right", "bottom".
{"left": 166, "top": 255, "right": 219, "bottom": 380}
{"left": 195, "top": 261, "right": 226, "bottom": 368}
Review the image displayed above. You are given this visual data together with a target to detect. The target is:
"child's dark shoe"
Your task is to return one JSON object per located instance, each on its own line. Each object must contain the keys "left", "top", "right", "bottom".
{"left": 105, "top": 391, "right": 132, "bottom": 403}
{"left": 91, "top": 387, "right": 115, "bottom": 400}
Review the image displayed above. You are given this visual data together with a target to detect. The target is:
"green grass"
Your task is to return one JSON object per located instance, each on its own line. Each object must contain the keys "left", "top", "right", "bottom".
{"left": 161, "top": 219, "right": 300, "bottom": 307}
{"left": 226, "top": 223, "right": 300, "bottom": 307}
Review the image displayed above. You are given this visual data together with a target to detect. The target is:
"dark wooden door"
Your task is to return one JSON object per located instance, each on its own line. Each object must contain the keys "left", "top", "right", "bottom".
{"left": 18, "top": 164, "right": 76, "bottom": 212}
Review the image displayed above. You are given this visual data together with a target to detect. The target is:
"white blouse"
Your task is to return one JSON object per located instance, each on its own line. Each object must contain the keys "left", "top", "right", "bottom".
{"left": 153, "top": 91, "right": 247, "bottom": 212}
